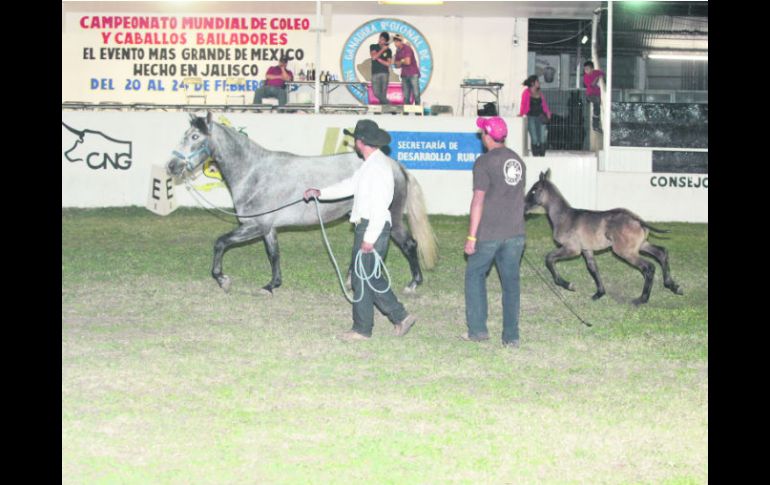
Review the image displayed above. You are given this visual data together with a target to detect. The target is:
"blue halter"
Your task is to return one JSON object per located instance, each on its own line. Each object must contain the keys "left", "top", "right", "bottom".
{"left": 173, "top": 141, "right": 212, "bottom": 171}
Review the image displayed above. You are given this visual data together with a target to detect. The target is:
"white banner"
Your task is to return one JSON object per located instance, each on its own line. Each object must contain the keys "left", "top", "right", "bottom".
{"left": 62, "top": 12, "right": 317, "bottom": 103}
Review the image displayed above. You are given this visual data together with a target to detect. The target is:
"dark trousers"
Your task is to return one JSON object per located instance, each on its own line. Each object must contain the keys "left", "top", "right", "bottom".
{"left": 401, "top": 75, "right": 420, "bottom": 105}
{"left": 351, "top": 220, "right": 408, "bottom": 336}
{"left": 253, "top": 85, "right": 288, "bottom": 106}
{"left": 587, "top": 94, "right": 602, "bottom": 131}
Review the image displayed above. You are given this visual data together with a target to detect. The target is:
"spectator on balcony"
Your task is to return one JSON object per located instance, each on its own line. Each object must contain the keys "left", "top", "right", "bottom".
{"left": 393, "top": 34, "right": 421, "bottom": 106}
{"left": 583, "top": 61, "right": 605, "bottom": 133}
{"left": 369, "top": 32, "right": 393, "bottom": 105}
{"left": 253, "top": 55, "right": 293, "bottom": 106}
{"left": 519, "top": 75, "right": 552, "bottom": 157}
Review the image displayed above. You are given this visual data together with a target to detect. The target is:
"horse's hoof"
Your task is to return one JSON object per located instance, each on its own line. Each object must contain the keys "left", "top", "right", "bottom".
{"left": 403, "top": 285, "right": 417, "bottom": 295}
{"left": 664, "top": 281, "right": 683, "bottom": 295}
{"left": 591, "top": 292, "right": 605, "bottom": 301}
{"left": 566, "top": 283, "right": 576, "bottom": 292}
{"left": 631, "top": 297, "right": 648, "bottom": 306}
{"left": 258, "top": 287, "right": 273, "bottom": 297}
{"left": 219, "top": 276, "right": 232, "bottom": 293}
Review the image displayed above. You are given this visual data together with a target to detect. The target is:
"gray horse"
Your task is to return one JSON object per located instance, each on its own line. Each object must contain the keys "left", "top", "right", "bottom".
{"left": 166, "top": 112, "right": 438, "bottom": 294}
{"left": 525, "top": 169, "right": 683, "bottom": 305}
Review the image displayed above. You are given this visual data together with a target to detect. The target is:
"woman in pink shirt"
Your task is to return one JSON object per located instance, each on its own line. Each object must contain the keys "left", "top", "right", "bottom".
{"left": 519, "top": 75, "right": 552, "bottom": 156}
{"left": 583, "top": 61, "right": 605, "bottom": 133}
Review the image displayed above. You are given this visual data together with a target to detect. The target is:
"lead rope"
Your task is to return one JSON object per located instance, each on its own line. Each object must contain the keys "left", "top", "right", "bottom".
{"left": 521, "top": 252, "right": 592, "bottom": 327}
{"left": 182, "top": 175, "right": 304, "bottom": 219}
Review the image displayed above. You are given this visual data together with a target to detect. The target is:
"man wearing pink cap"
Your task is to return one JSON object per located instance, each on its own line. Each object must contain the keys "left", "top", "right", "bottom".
{"left": 462, "top": 116, "right": 527, "bottom": 348}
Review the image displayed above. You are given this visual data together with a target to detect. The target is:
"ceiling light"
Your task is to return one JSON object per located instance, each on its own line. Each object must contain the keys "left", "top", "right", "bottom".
{"left": 581, "top": 35, "right": 589, "bottom": 44}
{"left": 648, "top": 53, "right": 708, "bottom": 61}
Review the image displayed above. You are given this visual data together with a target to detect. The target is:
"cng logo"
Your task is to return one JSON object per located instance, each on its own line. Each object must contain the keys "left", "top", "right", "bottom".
{"left": 62, "top": 122, "right": 132, "bottom": 170}
{"left": 340, "top": 18, "right": 433, "bottom": 105}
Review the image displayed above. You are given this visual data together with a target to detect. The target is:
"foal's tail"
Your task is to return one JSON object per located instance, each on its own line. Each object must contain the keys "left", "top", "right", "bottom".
{"left": 641, "top": 220, "right": 670, "bottom": 233}
{"left": 405, "top": 171, "right": 438, "bottom": 270}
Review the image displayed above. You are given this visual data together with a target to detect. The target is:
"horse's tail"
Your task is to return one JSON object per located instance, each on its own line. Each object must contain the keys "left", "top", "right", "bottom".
{"left": 404, "top": 171, "right": 438, "bottom": 270}
{"left": 641, "top": 220, "right": 670, "bottom": 233}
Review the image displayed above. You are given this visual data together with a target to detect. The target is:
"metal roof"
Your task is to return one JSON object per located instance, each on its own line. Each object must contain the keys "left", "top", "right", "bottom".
{"left": 529, "top": 1, "right": 708, "bottom": 56}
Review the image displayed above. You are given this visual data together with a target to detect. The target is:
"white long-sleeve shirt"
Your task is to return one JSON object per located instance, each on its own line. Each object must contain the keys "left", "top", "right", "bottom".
{"left": 320, "top": 149, "right": 394, "bottom": 244}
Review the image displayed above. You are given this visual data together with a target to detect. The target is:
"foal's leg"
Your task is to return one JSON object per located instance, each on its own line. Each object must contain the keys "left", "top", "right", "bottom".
{"left": 582, "top": 250, "right": 606, "bottom": 300}
{"left": 211, "top": 223, "right": 267, "bottom": 292}
{"left": 640, "top": 242, "right": 683, "bottom": 295}
{"left": 614, "top": 250, "right": 655, "bottom": 305}
{"left": 261, "top": 228, "right": 282, "bottom": 295}
{"left": 545, "top": 246, "right": 581, "bottom": 291}
{"left": 390, "top": 222, "right": 423, "bottom": 293}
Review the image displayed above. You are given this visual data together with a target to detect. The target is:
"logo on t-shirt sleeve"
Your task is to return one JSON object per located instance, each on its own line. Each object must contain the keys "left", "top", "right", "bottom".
{"left": 503, "top": 158, "right": 523, "bottom": 186}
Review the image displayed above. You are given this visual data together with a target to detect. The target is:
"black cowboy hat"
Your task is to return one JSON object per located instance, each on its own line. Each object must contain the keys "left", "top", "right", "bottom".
{"left": 344, "top": 119, "right": 391, "bottom": 147}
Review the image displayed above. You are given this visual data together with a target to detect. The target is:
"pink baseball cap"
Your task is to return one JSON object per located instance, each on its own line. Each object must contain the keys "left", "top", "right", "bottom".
{"left": 476, "top": 116, "right": 508, "bottom": 141}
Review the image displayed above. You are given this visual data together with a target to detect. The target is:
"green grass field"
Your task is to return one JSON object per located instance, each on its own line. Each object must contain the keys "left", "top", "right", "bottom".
{"left": 62, "top": 208, "right": 708, "bottom": 484}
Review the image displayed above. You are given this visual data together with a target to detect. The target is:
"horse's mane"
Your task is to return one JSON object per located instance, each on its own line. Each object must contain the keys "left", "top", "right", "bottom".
{"left": 208, "top": 120, "right": 271, "bottom": 158}
{"left": 543, "top": 178, "right": 571, "bottom": 209}
{"left": 211, "top": 119, "right": 353, "bottom": 161}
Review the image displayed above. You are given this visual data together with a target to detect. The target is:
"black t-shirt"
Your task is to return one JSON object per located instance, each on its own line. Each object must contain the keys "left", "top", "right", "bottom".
{"left": 370, "top": 44, "right": 392, "bottom": 75}
{"left": 528, "top": 96, "right": 543, "bottom": 117}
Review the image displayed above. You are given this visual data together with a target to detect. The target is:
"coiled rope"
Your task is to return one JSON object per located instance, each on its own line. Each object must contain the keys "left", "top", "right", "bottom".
{"left": 310, "top": 195, "right": 392, "bottom": 304}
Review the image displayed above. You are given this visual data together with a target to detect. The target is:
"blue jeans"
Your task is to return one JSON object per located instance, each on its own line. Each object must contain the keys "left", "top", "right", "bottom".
{"left": 465, "top": 236, "right": 525, "bottom": 343}
{"left": 253, "top": 85, "right": 288, "bottom": 106}
{"left": 351, "top": 220, "right": 408, "bottom": 336}
{"left": 401, "top": 75, "right": 420, "bottom": 105}
{"left": 527, "top": 116, "right": 548, "bottom": 146}
{"left": 371, "top": 73, "right": 389, "bottom": 105}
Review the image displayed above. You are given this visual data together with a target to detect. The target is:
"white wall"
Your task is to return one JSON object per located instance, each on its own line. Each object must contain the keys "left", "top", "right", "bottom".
{"left": 601, "top": 147, "right": 652, "bottom": 172}
{"left": 61, "top": 111, "right": 603, "bottom": 216}
{"left": 61, "top": 110, "right": 708, "bottom": 223}
{"left": 62, "top": 111, "right": 527, "bottom": 212}
{"left": 597, "top": 171, "right": 707, "bottom": 223}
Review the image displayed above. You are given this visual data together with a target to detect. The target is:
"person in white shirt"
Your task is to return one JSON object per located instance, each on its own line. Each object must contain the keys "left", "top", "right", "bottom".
{"left": 304, "top": 120, "right": 417, "bottom": 341}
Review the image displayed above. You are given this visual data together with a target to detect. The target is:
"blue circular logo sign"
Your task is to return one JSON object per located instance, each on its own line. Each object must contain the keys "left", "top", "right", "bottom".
{"left": 340, "top": 18, "right": 433, "bottom": 104}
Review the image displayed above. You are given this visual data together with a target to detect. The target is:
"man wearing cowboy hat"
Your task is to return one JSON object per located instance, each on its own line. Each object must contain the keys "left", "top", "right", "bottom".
{"left": 304, "top": 120, "right": 417, "bottom": 342}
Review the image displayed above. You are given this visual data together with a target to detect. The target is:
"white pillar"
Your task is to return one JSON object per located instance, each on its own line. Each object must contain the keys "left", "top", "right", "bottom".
{"left": 603, "top": 0, "right": 614, "bottom": 157}
{"left": 314, "top": 0, "right": 321, "bottom": 113}
{"left": 560, "top": 53, "right": 571, "bottom": 90}
{"left": 635, "top": 56, "right": 646, "bottom": 90}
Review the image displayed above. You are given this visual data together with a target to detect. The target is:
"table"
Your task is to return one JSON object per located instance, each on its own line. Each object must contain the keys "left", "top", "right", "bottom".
{"left": 286, "top": 80, "right": 321, "bottom": 104}
{"left": 324, "top": 81, "right": 369, "bottom": 105}
{"left": 287, "top": 80, "right": 369, "bottom": 105}
{"left": 460, "top": 82, "right": 504, "bottom": 115}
